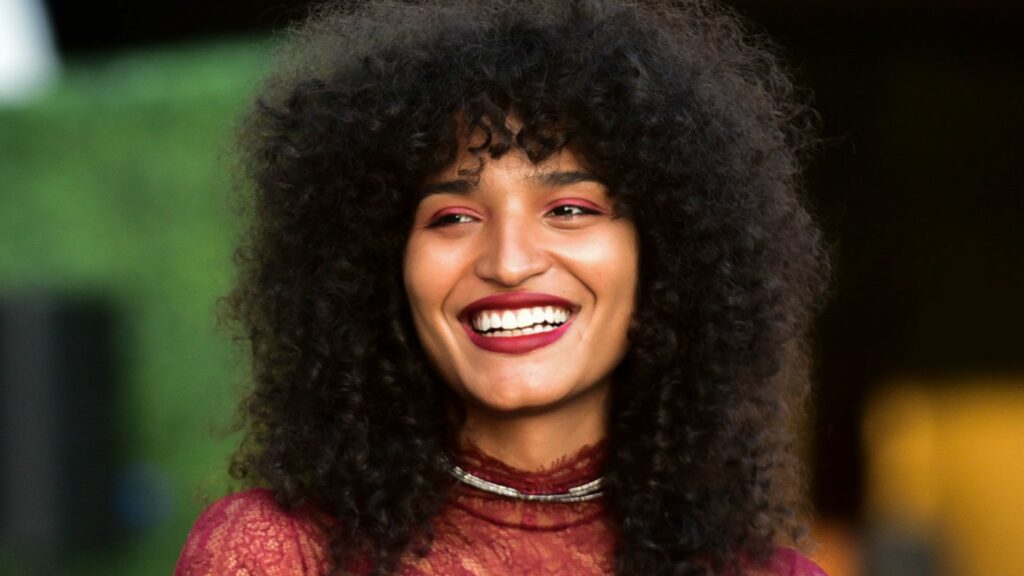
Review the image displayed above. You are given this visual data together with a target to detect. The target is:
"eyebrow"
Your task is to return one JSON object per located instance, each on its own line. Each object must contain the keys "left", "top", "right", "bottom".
{"left": 420, "top": 179, "right": 475, "bottom": 196}
{"left": 533, "top": 170, "right": 602, "bottom": 187}
{"left": 420, "top": 170, "right": 601, "bottom": 197}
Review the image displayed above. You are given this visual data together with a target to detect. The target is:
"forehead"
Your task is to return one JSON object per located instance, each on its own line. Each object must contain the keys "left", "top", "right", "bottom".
{"left": 427, "top": 146, "right": 587, "bottom": 183}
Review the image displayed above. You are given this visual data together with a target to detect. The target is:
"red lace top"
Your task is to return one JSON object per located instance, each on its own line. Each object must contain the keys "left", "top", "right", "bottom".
{"left": 175, "top": 443, "right": 826, "bottom": 575}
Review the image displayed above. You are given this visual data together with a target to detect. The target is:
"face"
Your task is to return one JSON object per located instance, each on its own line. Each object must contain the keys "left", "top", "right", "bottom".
{"left": 403, "top": 146, "right": 638, "bottom": 415}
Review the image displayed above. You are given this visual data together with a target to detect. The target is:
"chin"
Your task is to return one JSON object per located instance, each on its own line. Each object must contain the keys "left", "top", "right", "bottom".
{"left": 463, "top": 379, "right": 577, "bottom": 414}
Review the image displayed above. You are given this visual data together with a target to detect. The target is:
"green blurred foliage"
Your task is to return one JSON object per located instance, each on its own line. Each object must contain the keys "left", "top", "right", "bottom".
{"left": 0, "top": 39, "right": 270, "bottom": 574}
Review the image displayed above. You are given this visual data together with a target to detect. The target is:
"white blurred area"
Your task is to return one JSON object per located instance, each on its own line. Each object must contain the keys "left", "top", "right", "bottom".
{"left": 0, "top": 0, "right": 59, "bottom": 104}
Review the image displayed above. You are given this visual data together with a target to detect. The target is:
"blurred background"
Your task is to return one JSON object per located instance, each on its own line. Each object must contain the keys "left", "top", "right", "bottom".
{"left": 0, "top": 0, "right": 1020, "bottom": 574}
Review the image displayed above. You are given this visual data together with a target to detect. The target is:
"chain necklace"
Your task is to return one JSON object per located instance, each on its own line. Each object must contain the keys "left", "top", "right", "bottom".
{"left": 443, "top": 457, "right": 605, "bottom": 503}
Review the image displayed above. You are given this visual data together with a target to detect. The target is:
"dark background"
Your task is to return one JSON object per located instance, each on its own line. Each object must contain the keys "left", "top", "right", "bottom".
{"left": 39, "top": 0, "right": 1024, "bottom": 527}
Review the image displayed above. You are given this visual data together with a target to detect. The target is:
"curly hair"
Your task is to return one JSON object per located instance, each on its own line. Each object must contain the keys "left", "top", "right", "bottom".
{"left": 226, "top": 1, "right": 829, "bottom": 574}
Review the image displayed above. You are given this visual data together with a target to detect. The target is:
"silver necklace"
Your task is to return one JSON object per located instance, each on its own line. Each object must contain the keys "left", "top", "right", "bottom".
{"left": 444, "top": 458, "right": 605, "bottom": 503}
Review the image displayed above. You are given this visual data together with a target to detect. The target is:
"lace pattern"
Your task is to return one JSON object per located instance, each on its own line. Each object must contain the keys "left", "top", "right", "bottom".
{"left": 174, "top": 443, "right": 825, "bottom": 576}
{"left": 174, "top": 490, "right": 329, "bottom": 576}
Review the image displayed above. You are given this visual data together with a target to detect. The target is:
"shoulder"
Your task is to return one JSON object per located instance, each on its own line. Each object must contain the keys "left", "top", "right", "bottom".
{"left": 766, "top": 547, "right": 829, "bottom": 576}
{"left": 174, "top": 488, "right": 330, "bottom": 576}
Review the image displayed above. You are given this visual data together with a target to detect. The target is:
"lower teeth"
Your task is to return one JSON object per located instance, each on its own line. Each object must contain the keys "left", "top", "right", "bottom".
{"left": 480, "top": 323, "right": 560, "bottom": 338}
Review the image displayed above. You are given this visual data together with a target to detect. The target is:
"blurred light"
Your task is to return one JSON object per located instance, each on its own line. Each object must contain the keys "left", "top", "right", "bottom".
{"left": 864, "top": 385, "right": 939, "bottom": 529}
{"left": 116, "top": 462, "right": 175, "bottom": 530}
{"left": 0, "top": 0, "right": 59, "bottom": 104}
{"left": 0, "top": 294, "right": 118, "bottom": 553}
{"left": 864, "top": 380, "right": 1024, "bottom": 576}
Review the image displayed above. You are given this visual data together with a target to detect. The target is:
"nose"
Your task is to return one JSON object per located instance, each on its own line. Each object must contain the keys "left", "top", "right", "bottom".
{"left": 473, "top": 211, "right": 551, "bottom": 287}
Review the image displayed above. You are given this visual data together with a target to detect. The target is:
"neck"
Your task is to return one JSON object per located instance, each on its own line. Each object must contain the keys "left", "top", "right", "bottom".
{"left": 458, "top": 382, "right": 610, "bottom": 471}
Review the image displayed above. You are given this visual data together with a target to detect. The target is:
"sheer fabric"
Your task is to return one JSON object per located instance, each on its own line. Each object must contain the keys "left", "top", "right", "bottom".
{"left": 175, "top": 443, "right": 826, "bottom": 576}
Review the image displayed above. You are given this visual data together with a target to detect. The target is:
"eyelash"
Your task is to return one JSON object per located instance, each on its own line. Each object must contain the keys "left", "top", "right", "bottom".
{"left": 427, "top": 212, "right": 476, "bottom": 228}
{"left": 427, "top": 203, "right": 603, "bottom": 228}
{"left": 548, "top": 204, "right": 602, "bottom": 218}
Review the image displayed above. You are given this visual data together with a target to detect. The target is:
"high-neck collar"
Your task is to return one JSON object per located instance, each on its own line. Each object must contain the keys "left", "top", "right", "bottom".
{"left": 454, "top": 440, "right": 608, "bottom": 494}
{"left": 448, "top": 440, "right": 609, "bottom": 530}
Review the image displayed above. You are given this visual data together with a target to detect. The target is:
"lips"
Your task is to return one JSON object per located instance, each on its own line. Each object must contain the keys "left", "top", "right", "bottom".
{"left": 458, "top": 292, "right": 577, "bottom": 354}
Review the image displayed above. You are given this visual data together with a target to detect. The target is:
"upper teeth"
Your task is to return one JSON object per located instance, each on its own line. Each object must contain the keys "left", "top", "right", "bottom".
{"left": 471, "top": 306, "right": 570, "bottom": 332}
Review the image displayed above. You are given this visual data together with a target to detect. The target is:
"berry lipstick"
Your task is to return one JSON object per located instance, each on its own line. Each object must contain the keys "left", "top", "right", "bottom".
{"left": 459, "top": 292, "right": 577, "bottom": 354}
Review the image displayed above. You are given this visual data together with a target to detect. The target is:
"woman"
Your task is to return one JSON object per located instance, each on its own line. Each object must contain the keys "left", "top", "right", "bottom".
{"left": 176, "top": 1, "right": 830, "bottom": 574}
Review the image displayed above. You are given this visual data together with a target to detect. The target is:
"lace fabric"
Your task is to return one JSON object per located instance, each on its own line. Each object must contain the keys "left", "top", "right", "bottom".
{"left": 174, "top": 443, "right": 826, "bottom": 576}
{"left": 173, "top": 489, "right": 329, "bottom": 576}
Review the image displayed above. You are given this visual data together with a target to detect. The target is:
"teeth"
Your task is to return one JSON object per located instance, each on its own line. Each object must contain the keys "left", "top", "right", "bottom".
{"left": 516, "top": 308, "right": 532, "bottom": 328}
{"left": 501, "top": 310, "right": 517, "bottom": 329}
{"left": 469, "top": 305, "right": 572, "bottom": 335}
{"left": 481, "top": 324, "right": 558, "bottom": 337}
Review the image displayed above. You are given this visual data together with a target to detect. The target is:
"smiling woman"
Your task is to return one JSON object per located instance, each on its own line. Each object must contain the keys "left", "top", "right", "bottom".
{"left": 175, "top": 1, "right": 830, "bottom": 575}
{"left": 404, "top": 148, "right": 638, "bottom": 461}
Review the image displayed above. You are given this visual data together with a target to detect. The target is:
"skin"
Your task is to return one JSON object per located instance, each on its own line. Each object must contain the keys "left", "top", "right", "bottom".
{"left": 403, "top": 146, "right": 639, "bottom": 470}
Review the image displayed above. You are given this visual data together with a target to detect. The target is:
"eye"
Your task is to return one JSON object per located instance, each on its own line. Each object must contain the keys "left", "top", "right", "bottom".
{"left": 547, "top": 203, "right": 603, "bottom": 218}
{"left": 427, "top": 212, "right": 477, "bottom": 228}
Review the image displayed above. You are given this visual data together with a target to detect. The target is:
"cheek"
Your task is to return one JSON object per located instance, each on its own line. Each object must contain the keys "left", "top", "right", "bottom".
{"left": 574, "top": 228, "right": 640, "bottom": 306}
{"left": 403, "top": 240, "right": 435, "bottom": 318}
{"left": 609, "top": 225, "right": 640, "bottom": 300}
{"left": 598, "top": 234, "right": 639, "bottom": 360}
{"left": 402, "top": 236, "right": 468, "bottom": 323}
{"left": 589, "top": 233, "right": 639, "bottom": 356}
{"left": 403, "top": 238, "right": 468, "bottom": 385}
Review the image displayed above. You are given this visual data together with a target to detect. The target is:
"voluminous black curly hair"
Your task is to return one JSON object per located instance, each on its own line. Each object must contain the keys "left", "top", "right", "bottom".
{"left": 227, "top": 1, "right": 829, "bottom": 574}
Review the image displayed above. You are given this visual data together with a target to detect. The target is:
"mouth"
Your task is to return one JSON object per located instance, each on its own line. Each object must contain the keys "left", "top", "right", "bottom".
{"left": 458, "top": 292, "right": 577, "bottom": 354}
{"left": 469, "top": 304, "right": 571, "bottom": 336}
